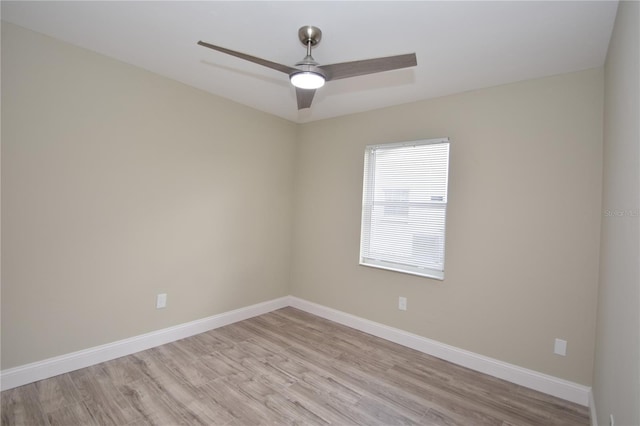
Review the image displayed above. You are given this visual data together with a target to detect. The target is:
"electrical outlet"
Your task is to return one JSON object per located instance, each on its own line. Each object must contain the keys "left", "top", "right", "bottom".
{"left": 554, "top": 338, "right": 567, "bottom": 356}
{"left": 398, "top": 296, "right": 407, "bottom": 311}
{"left": 156, "top": 293, "right": 167, "bottom": 309}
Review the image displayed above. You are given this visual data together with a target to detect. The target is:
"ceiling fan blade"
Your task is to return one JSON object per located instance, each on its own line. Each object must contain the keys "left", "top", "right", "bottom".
{"left": 296, "top": 88, "right": 316, "bottom": 110}
{"left": 197, "top": 41, "right": 297, "bottom": 75}
{"left": 321, "top": 53, "right": 417, "bottom": 81}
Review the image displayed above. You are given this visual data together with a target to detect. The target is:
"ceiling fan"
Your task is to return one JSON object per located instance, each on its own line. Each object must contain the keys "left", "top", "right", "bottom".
{"left": 197, "top": 26, "right": 417, "bottom": 110}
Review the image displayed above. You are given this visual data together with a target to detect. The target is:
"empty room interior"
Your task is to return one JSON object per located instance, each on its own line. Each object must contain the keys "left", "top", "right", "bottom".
{"left": 1, "top": 1, "right": 638, "bottom": 425}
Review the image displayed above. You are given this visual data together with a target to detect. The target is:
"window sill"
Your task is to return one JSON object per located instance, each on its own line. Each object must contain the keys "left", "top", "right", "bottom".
{"left": 359, "top": 260, "right": 444, "bottom": 281}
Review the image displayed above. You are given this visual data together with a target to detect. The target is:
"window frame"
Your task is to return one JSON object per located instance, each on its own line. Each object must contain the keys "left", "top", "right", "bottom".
{"left": 359, "top": 137, "right": 450, "bottom": 280}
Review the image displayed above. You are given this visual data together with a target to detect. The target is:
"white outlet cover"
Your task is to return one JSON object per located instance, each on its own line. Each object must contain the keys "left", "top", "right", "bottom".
{"left": 398, "top": 297, "right": 407, "bottom": 311}
{"left": 156, "top": 293, "right": 167, "bottom": 309}
{"left": 554, "top": 338, "right": 567, "bottom": 356}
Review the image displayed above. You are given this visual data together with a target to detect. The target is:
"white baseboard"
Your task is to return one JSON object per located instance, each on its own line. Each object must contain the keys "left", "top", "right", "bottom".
{"left": 1, "top": 294, "right": 591, "bottom": 412}
{"left": 0, "top": 297, "right": 289, "bottom": 391}
{"left": 288, "top": 296, "right": 591, "bottom": 407}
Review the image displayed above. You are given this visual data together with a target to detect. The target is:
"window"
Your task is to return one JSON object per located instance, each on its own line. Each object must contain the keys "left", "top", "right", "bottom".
{"left": 360, "top": 138, "right": 450, "bottom": 280}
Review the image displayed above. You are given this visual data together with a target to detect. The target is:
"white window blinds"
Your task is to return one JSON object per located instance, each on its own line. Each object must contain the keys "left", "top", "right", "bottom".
{"left": 360, "top": 138, "right": 450, "bottom": 280}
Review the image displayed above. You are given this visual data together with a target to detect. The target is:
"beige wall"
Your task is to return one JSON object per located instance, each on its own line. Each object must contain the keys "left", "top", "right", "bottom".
{"left": 594, "top": 1, "right": 640, "bottom": 425}
{"left": 1, "top": 23, "right": 296, "bottom": 369}
{"left": 1, "top": 19, "right": 612, "bottom": 391}
{"left": 291, "top": 69, "right": 604, "bottom": 385}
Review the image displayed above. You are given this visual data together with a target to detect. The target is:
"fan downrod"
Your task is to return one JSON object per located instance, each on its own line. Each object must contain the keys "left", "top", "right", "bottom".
{"left": 298, "top": 26, "right": 322, "bottom": 47}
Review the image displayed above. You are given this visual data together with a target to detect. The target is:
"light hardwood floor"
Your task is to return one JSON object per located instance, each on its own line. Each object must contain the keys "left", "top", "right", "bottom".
{"left": 2, "top": 307, "right": 589, "bottom": 425}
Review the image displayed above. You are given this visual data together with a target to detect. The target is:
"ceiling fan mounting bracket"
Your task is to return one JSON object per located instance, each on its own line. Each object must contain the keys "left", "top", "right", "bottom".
{"left": 298, "top": 26, "right": 322, "bottom": 47}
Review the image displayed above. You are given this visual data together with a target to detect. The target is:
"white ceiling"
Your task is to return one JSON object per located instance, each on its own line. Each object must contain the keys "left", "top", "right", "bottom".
{"left": 1, "top": 1, "right": 618, "bottom": 123}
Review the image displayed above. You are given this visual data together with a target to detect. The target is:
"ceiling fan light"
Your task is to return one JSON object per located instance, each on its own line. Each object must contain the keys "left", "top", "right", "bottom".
{"left": 290, "top": 72, "right": 325, "bottom": 89}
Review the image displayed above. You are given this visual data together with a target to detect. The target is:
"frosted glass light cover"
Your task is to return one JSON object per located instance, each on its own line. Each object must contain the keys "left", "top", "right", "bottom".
{"left": 290, "top": 72, "right": 325, "bottom": 89}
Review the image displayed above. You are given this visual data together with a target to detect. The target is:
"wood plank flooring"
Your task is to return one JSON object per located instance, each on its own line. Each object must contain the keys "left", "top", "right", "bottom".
{"left": 1, "top": 307, "right": 590, "bottom": 425}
